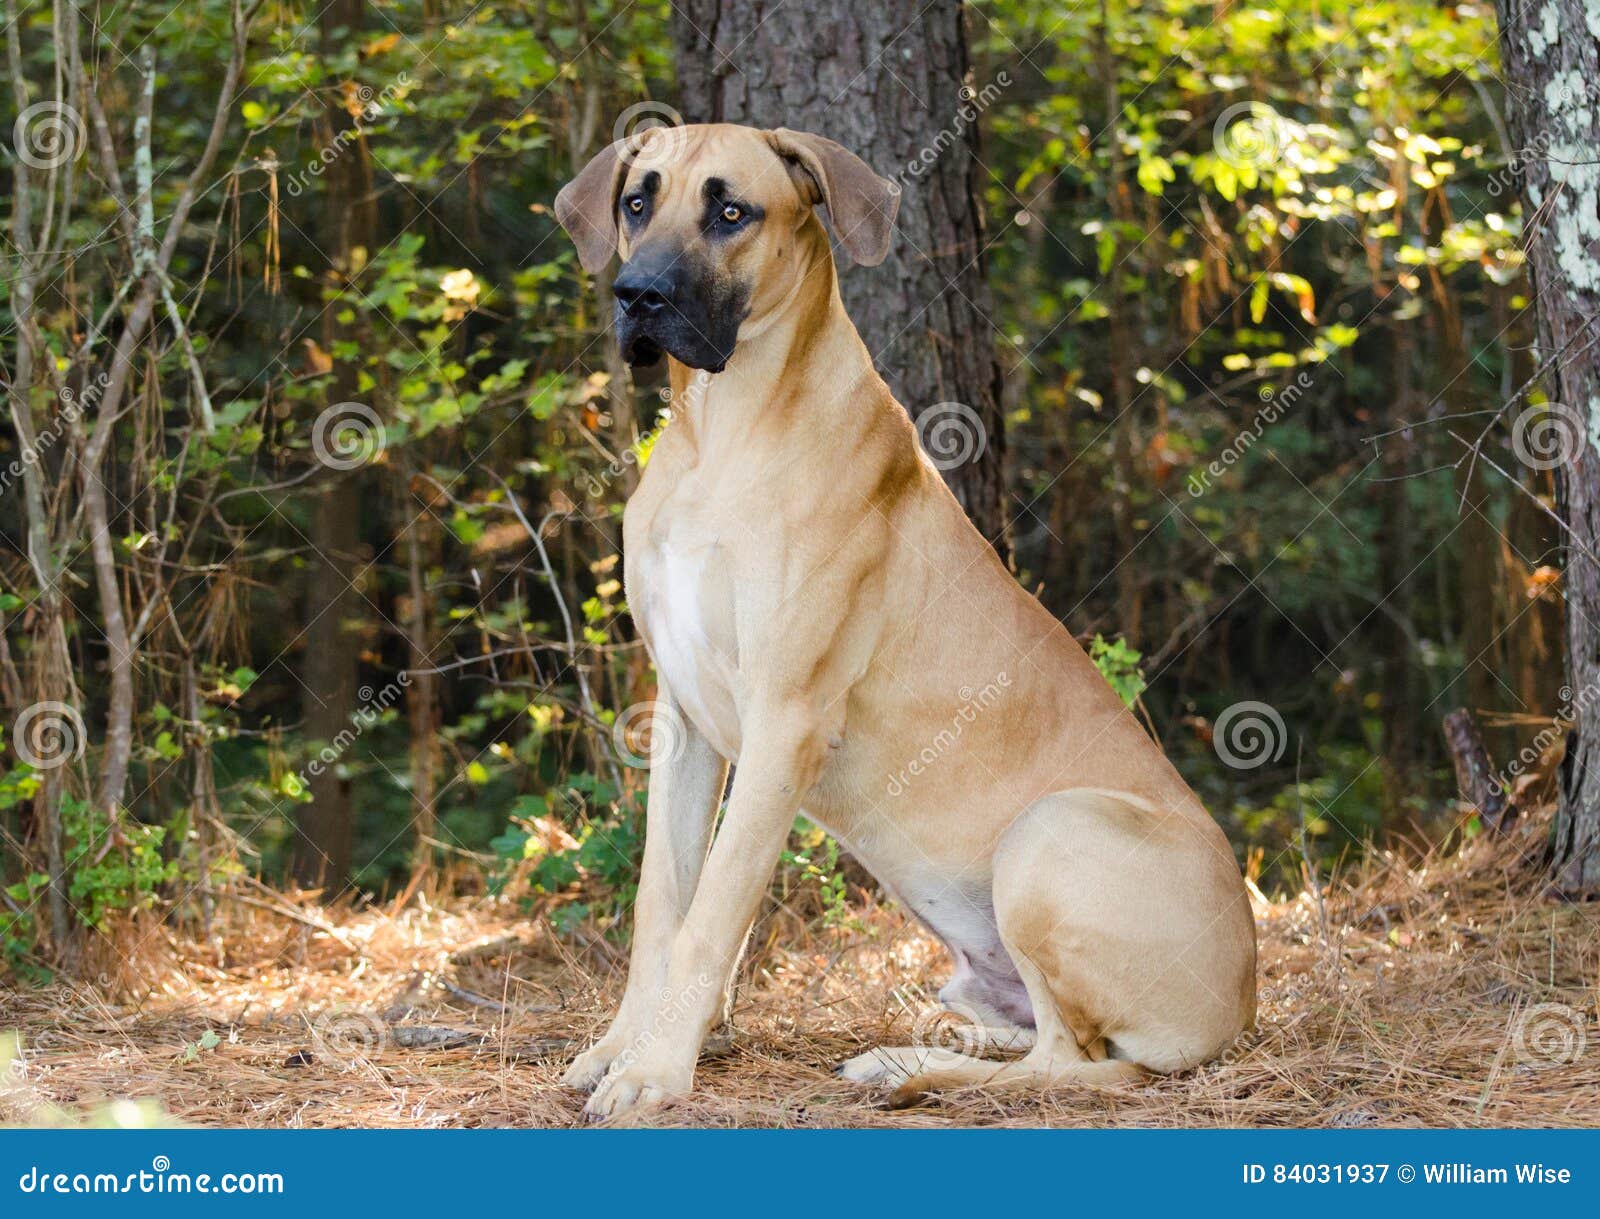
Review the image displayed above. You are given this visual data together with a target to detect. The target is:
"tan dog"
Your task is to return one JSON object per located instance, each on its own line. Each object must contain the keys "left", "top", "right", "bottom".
{"left": 555, "top": 123, "right": 1256, "bottom": 1119}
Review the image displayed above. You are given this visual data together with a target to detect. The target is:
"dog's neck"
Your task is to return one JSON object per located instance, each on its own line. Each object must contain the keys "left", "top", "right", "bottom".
{"left": 664, "top": 222, "right": 882, "bottom": 448}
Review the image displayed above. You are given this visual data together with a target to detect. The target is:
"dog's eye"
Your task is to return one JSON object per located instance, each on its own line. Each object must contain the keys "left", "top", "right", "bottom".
{"left": 721, "top": 204, "right": 744, "bottom": 224}
{"left": 625, "top": 195, "right": 645, "bottom": 215}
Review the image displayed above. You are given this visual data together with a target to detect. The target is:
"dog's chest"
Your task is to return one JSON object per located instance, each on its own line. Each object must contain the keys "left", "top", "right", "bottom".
{"left": 629, "top": 507, "right": 744, "bottom": 761}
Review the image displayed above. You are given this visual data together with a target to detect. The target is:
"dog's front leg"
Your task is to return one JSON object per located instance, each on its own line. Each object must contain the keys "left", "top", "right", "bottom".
{"left": 562, "top": 687, "right": 728, "bottom": 1090}
{"left": 585, "top": 705, "right": 823, "bottom": 1118}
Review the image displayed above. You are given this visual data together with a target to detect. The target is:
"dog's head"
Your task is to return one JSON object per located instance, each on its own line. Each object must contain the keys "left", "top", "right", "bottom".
{"left": 555, "top": 122, "right": 900, "bottom": 372}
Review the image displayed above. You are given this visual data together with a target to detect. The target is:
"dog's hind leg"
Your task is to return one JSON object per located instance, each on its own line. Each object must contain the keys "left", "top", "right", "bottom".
{"left": 885, "top": 788, "right": 1254, "bottom": 1106}
{"left": 883, "top": 948, "right": 1140, "bottom": 1107}
{"left": 835, "top": 1020, "right": 1034, "bottom": 1085}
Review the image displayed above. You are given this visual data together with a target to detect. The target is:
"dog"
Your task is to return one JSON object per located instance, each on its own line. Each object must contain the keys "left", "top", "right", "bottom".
{"left": 554, "top": 122, "right": 1256, "bottom": 1118}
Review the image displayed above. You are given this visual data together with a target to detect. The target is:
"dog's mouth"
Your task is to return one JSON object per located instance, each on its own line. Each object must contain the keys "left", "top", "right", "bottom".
{"left": 616, "top": 313, "right": 734, "bottom": 375}
{"left": 622, "top": 334, "right": 664, "bottom": 368}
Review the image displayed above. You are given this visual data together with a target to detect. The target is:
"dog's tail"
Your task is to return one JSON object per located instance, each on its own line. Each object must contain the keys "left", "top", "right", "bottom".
{"left": 888, "top": 1051, "right": 1143, "bottom": 1109}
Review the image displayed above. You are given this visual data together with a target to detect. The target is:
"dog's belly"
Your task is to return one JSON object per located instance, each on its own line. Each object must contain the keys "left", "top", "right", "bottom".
{"left": 634, "top": 536, "right": 743, "bottom": 760}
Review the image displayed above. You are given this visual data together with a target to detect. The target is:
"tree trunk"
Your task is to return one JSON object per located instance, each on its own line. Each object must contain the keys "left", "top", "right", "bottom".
{"left": 672, "top": 0, "right": 1010, "bottom": 554}
{"left": 293, "top": 0, "right": 373, "bottom": 890}
{"left": 1493, "top": 0, "right": 1600, "bottom": 895}
{"left": 403, "top": 499, "right": 440, "bottom": 881}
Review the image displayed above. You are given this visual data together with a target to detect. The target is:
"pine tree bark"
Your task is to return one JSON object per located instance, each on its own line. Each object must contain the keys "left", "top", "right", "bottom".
{"left": 671, "top": 0, "right": 1010, "bottom": 554}
{"left": 1493, "top": 0, "right": 1600, "bottom": 895}
{"left": 294, "top": 0, "right": 374, "bottom": 889}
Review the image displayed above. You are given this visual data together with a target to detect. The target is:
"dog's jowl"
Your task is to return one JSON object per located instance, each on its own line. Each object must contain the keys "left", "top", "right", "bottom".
{"left": 555, "top": 122, "right": 1257, "bottom": 1119}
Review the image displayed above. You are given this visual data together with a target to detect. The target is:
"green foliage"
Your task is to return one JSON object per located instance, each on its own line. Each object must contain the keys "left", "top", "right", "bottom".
{"left": 1089, "top": 635, "right": 1148, "bottom": 709}
{"left": 782, "top": 819, "right": 861, "bottom": 933}
{"left": 491, "top": 782, "right": 643, "bottom": 927}
{"left": 62, "top": 799, "right": 179, "bottom": 929}
{"left": 177, "top": 1029, "right": 223, "bottom": 1064}
{"left": 1, "top": 873, "right": 49, "bottom": 983}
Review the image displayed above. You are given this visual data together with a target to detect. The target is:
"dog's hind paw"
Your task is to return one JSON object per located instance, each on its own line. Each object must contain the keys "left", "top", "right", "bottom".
{"left": 835, "top": 1047, "right": 922, "bottom": 1085}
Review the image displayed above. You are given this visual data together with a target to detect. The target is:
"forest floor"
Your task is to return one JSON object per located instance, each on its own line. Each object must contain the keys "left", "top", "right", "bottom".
{"left": 3, "top": 808, "right": 1598, "bottom": 1128}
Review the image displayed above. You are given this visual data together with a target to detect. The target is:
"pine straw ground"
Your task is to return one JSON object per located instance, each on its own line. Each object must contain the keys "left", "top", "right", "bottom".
{"left": 3, "top": 807, "right": 1598, "bottom": 1129}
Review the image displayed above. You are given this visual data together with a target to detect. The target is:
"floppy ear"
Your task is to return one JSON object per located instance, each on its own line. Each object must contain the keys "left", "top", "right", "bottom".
{"left": 767, "top": 128, "right": 900, "bottom": 267}
{"left": 555, "top": 141, "right": 626, "bottom": 274}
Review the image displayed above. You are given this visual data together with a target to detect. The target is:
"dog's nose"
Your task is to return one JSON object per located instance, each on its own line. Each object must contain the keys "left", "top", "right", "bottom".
{"left": 613, "top": 265, "right": 677, "bottom": 317}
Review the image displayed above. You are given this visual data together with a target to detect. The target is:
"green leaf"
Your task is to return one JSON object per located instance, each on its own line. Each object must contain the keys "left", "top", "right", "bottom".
{"left": 1249, "top": 278, "right": 1270, "bottom": 325}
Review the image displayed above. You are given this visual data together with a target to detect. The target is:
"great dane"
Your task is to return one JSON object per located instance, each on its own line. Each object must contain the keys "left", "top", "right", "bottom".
{"left": 555, "top": 122, "right": 1256, "bottom": 1118}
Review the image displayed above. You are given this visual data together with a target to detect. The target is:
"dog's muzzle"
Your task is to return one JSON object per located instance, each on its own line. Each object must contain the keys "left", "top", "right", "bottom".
{"left": 613, "top": 248, "right": 742, "bottom": 373}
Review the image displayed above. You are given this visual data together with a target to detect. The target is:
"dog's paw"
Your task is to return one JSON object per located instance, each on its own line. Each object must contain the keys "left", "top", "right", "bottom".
{"left": 583, "top": 1062, "right": 690, "bottom": 1121}
{"left": 834, "top": 1046, "right": 921, "bottom": 1085}
{"left": 560, "top": 1039, "right": 625, "bottom": 1092}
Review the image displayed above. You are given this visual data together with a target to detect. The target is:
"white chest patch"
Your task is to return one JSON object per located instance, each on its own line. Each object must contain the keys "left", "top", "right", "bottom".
{"left": 638, "top": 538, "right": 743, "bottom": 761}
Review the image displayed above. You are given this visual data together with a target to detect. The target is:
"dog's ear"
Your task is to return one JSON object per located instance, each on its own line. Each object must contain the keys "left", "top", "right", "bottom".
{"left": 555, "top": 140, "right": 628, "bottom": 274}
{"left": 767, "top": 128, "right": 900, "bottom": 267}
